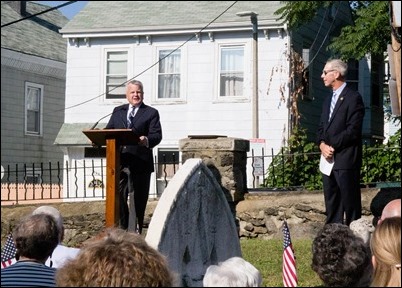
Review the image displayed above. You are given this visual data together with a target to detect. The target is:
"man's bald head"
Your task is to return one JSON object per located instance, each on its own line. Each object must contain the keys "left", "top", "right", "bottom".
{"left": 378, "top": 199, "right": 401, "bottom": 225}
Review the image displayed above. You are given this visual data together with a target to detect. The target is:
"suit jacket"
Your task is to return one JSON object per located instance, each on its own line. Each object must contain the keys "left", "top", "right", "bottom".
{"left": 317, "top": 85, "right": 365, "bottom": 170}
{"left": 105, "top": 103, "right": 162, "bottom": 173}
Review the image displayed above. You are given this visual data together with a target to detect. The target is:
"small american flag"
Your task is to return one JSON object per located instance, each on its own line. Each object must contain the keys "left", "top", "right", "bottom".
{"left": 1, "top": 233, "right": 17, "bottom": 269}
{"left": 282, "top": 220, "right": 298, "bottom": 287}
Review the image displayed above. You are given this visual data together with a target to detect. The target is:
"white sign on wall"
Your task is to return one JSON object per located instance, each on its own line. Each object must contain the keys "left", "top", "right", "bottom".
{"left": 249, "top": 138, "right": 266, "bottom": 176}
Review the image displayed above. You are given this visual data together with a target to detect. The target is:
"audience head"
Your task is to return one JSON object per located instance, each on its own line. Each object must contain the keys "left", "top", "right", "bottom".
{"left": 203, "top": 256, "right": 262, "bottom": 287}
{"left": 370, "top": 187, "right": 401, "bottom": 226}
{"left": 55, "top": 227, "right": 177, "bottom": 287}
{"left": 370, "top": 217, "right": 401, "bottom": 287}
{"left": 312, "top": 223, "right": 372, "bottom": 287}
{"left": 378, "top": 199, "right": 401, "bottom": 225}
{"left": 13, "top": 213, "right": 60, "bottom": 263}
{"left": 32, "top": 205, "right": 64, "bottom": 242}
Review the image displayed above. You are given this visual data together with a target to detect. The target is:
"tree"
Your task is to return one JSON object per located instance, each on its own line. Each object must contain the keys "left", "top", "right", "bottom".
{"left": 274, "top": 1, "right": 390, "bottom": 60}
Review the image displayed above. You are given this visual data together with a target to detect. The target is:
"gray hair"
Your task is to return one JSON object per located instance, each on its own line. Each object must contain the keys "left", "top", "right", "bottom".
{"left": 326, "top": 59, "right": 348, "bottom": 78}
{"left": 126, "top": 80, "right": 144, "bottom": 91}
{"left": 32, "top": 205, "right": 63, "bottom": 240}
{"left": 203, "top": 256, "right": 262, "bottom": 287}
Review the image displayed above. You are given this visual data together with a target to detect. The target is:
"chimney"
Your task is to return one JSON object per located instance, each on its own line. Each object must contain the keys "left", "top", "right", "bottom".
{"left": 8, "top": 1, "right": 27, "bottom": 16}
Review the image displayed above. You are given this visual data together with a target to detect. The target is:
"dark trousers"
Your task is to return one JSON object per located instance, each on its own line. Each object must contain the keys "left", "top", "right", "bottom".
{"left": 322, "top": 169, "right": 362, "bottom": 225}
{"left": 119, "top": 167, "right": 151, "bottom": 234}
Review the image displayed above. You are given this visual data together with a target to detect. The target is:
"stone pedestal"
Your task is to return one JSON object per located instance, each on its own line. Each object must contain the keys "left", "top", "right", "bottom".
{"left": 179, "top": 136, "right": 250, "bottom": 220}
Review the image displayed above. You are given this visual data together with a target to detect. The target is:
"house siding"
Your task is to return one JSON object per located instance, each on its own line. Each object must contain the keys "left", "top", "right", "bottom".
{"left": 63, "top": 29, "right": 291, "bottom": 191}
{"left": 290, "top": 2, "right": 383, "bottom": 145}
{"left": 1, "top": 1, "right": 68, "bottom": 180}
{"left": 1, "top": 51, "right": 66, "bottom": 167}
{"left": 58, "top": 1, "right": 383, "bottom": 196}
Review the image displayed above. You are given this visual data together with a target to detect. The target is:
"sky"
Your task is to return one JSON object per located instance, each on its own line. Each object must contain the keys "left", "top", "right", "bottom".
{"left": 35, "top": 1, "right": 89, "bottom": 20}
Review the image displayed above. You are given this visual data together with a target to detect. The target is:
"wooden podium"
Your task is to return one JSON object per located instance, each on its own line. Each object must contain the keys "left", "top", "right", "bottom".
{"left": 83, "top": 129, "right": 139, "bottom": 228}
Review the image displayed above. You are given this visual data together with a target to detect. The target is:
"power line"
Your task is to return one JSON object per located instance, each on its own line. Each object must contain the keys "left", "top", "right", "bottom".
{"left": 1, "top": 1, "right": 77, "bottom": 28}
{"left": 60, "top": 1, "right": 239, "bottom": 113}
{"left": 304, "top": 4, "right": 340, "bottom": 71}
{"left": 2, "top": 0, "right": 239, "bottom": 117}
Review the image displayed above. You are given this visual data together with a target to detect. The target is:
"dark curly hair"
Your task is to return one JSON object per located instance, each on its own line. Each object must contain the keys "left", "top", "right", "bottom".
{"left": 311, "top": 223, "right": 372, "bottom": 287}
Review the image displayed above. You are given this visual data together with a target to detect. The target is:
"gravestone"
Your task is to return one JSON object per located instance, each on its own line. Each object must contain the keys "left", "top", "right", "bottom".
{"left": 145, "top": 158, "right": 242, "bottom": 287}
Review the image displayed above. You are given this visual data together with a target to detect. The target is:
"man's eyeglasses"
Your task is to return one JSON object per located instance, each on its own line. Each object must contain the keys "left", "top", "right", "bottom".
{"left": 322, "top": 69, "right": 336, "bottom": 75}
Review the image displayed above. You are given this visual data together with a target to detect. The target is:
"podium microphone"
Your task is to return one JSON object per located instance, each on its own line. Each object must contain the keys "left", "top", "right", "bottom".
{"left": 90, "top": 106, "right": 127, "bottom": 130}
{"left": 90, "top": 112, "right": 113, "bottom": 130}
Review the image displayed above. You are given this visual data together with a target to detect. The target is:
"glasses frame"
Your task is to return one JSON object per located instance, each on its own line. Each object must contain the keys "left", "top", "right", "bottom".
{"left": 322, "top": 69, "right": 336, "bottom": 75}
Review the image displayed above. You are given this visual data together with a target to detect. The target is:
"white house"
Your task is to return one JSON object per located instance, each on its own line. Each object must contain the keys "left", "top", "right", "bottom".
{"left": 56, "top": 1, "right": 383, "bottom": 198}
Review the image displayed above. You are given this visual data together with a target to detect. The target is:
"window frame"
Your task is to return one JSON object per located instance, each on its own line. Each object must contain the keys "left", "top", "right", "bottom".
{"left": 25, "top": 82, "right": 43, "bottom": 136}
{"left": 216, "top": 43, "right": 248, "bottom": 102}
{"left": 102, "top": 47, "right": 132, "bottom": 102}
{"left": 155, "top": 148, "right": 180, "bottom": 195}
{"left": 24, "top": 168, "right": 42, "bottom": 184}
{"left": 301, "top": 48, "right": 314, "bottom": 101}
{"left": 154, "top": 46, "right": 187, "bottom": 104}
{"left": 346, "top": 60, "right": 359, "bottom": 93}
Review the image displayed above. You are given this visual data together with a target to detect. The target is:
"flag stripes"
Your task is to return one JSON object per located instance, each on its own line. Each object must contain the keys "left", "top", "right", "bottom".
{"left": 282, "top": 220, "right": 298, "bottom": 287}
{"left": 1, "top": 233, "right": 17, "bottom": 269}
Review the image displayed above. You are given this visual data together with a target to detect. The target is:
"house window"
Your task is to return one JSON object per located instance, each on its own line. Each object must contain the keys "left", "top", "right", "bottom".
{"left": 219, "top": 46, "right": 244, "bottom": 97}
{"left": 302, "top": 48, "right": 313, "bottom": 100}
{"left": 158, "top": 49, "right": 181, "bottom": 99}
{"left": 105, "top": 51, "right": 128, "bottom": 99}
{"left": 24, "top": 168, "right": 41, "bottom": 184}
{"left": 84, "top": 147, "right": 106, "bottom": 158}
{"left": 370, "top": 55, "right": 383, "bottom": 108}
{"left": 25, "top": 82, "right": 43, "bottom": 135}
{"left": 156, "top": 148, "right": 180, "bottom": 195}
{"left": 347, "top": 60, "right": 359, "bottom": 92}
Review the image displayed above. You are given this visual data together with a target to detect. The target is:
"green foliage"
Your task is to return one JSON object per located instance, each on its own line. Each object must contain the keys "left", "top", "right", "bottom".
{"left": 262, "top": 128, "right": 401, "bottom": 190}
{"left": 361, "top": 128, "right": 401, "bottom": 184}
{"left": 328, "top": 1, "right": 390, "bottom": 60}
{"left": 263, "top": 127, "right": 322, "bottom": 190}
{"left": 274, "top": 1, "right": 330, "bottom": 29}
{"left": 274, "top": 1, "right": 390, "bottom": 60}
{"left": 241, "top": 238, "right": 322, "bottom": 287}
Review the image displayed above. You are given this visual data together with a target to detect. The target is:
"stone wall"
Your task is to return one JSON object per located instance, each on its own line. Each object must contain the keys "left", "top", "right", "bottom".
{"left": 1, "top": 188, "right": 379, "bottom": 248}
{"left": 179, "top": 136, "right": 249, "bottom": 203}
{"left": 236, "top": 188, "right": 377, "bottom": 239}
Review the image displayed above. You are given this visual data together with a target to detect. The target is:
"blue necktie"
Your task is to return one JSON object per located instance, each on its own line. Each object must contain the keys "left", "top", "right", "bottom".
{"left": 128, "top": 107, "right": 135, "bottom": 128}
{"left": 329, "top": 92, "right": 337, "bottom": 120}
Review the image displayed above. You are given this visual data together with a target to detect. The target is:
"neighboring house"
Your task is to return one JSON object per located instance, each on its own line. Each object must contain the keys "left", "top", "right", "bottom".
{"left": 1, "top": 1, "right": 68, "bottom": 183}
{"left": 56, "top": 1, "right": 384, "bottom": 197}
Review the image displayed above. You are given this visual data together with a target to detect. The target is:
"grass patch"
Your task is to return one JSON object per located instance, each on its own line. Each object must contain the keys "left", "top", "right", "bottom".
{"left": 240, "top": 238, "right": 322, "bottom": 287}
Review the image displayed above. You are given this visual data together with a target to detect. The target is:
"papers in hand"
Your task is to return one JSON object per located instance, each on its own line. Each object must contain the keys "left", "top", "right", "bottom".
{"left": 319, "top": 154, "right": 334, "bottom": 176}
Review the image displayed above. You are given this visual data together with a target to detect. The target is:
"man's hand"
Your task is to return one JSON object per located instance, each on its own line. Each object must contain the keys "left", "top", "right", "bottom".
{"left": 138, "top": 136, "right": 149, "bottom": 147}
{"left": 320, "top": 142, "right": 335, "bottom": 160}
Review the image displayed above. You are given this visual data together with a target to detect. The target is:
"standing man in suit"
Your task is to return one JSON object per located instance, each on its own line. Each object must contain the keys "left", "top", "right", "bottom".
{"left": 317, "top": 59, "right": 365, "bottom": 226}
{"left": 106, "top": 80, "right": 162, "bottom": 234}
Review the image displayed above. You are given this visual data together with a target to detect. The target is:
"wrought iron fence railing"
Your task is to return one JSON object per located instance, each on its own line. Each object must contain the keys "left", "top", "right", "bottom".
{"left": 248, "top": 143, "right": 401, "bottom": 190}
{"left": 1, "top": 145, "right": 400, "bottom": 205}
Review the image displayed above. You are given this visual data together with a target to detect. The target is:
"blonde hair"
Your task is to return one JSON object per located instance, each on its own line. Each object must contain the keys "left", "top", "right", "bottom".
{"left": 370, "top": 217, "right": 401, "bottom": 287}
{"left": 56, "top": 228, "right": 177, "bottom": 287}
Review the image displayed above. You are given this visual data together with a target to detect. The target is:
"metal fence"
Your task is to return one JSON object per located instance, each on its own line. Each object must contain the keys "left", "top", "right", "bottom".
{"left": 248, "top": 144, "right": 401, "bottom": 190}
{"left": 1, "top": 145, "right": 400, "bottom": 205}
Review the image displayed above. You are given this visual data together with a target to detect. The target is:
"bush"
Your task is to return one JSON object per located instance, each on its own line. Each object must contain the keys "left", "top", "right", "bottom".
{"left": 263, "top": 128, "right": 401, "bottom": 190}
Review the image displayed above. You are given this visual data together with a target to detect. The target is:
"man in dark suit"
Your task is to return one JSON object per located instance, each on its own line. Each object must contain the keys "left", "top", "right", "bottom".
{"left": 106, "top": 80, "right": 162, "bottom": 233}
{"left": 317, "top": 59, "right": 365, "bottom": 226}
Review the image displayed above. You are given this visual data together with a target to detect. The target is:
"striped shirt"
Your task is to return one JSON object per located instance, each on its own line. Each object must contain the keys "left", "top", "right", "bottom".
{"left": 1, "top": 260, "right": 57, "bottom": 287}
